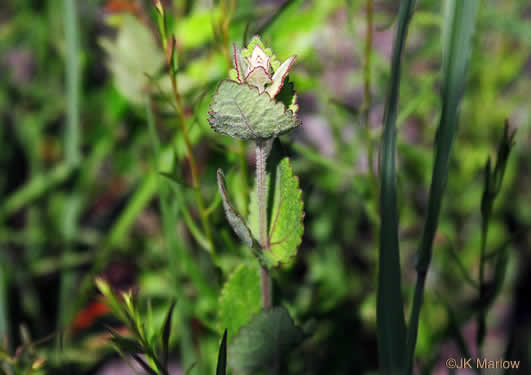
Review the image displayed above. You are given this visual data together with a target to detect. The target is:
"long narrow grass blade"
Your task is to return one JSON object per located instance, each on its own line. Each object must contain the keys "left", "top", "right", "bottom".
{"left": 57, "top": 0, "right": 82, "bottom": 350}
{"left": 377, "top": 1, "right": 416, "bottom": 373}
{"left": 405, "top": 1, "right": 480, "bottom": 373}
{"left": 0, "top": 263, "right": 7, "bottom": 348}
{"left": 161, "top": 300, "right": 177, "bottom": 369}
{"left": 0, "top": 163, "right": 75, "bottom": 220}
{"left": 64, "top": 0, "right": 81, "bottom": 166}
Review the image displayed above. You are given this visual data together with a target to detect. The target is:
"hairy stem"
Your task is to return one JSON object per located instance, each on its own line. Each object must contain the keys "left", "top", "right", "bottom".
{"left": 239, "top": 141, "right": 249, "bottom": 215}
{"left": 256, "top": 140, "right": 272, "bottom": 309}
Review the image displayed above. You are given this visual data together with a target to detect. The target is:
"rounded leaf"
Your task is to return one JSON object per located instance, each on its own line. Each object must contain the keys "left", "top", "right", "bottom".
{"left": 208, "top": 80, "right": 301, "bottom": 140}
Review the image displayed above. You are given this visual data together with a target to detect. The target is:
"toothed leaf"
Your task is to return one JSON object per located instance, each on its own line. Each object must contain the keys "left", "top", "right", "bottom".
{"left": 218, "top": 263, "right": 262, "bottom": 337}
{"left": 209, "top": 80, "right": 300, "bottom": 140}
{"left": 100, "top": 15, "right": 164, "bottom": 105}
{"left": 228, "top": 306, "right": 304, "bottom": 373}
{"left": 276, "top": 79, "right": 299, "bottom": 114}
{"left": 268, "top": 158, "right": 304, "bottom": 267}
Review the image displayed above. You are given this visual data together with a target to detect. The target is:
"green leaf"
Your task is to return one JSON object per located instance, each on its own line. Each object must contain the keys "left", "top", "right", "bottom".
{"left": 492, "top": 121, "right": 516, "bottom": 194}
{"left": 275, "top": 79, "right": 299, "bottom": 114}
{"left": 161, "top": 300, "right": 176, "bottom": 369}
{"left": 490, "top": 249, "right": 510, "bottom": 305}
{"left": 268, "top": 158, "right": 304, "bottom": 267}
{"left": 377, "top": 0, "right": 416, "bottom": 373}
{"left": 228, "top": 306, "right": 304, "bottom": 373}
{"left": 219, "top": 169, "right": 275, "bottom": 269}
{"left": 159, "top": 172, "right": 194, "bottom": 191}
{"left": 95, "top": 278, "right": 132, "bottom": 326}
{"left": 208, "top": 80, "right": 301, "bottom": 140}
{"left": 405, "top": 1, "right": 480, "bottom": 374}
{"left": 131, "top": 353, "right": 158, "bottom": 375}
{"left": 216, "top": 330, "right": 228, "bottom": 375}
{"left": 217, "top": 169, "right": 254, "bottom": 250}
{"left": 110, "top": 335, "right": 143, "bottom": 354}
{"left": 176, "top": 8, "right": 220, "bottom": 49}
{"left": 106, "top": 326, "right": 143, "bottom": 354}
{"left": 218, "top": 263, "right": 263, "bottom": 337}
{"left": 100, "top": 15, "right": 164, "bottom": 105}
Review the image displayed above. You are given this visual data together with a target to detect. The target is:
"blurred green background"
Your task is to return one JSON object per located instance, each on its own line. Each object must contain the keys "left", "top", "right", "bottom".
{"left": 1, "top": 0, "right": 531, "bottom": 374}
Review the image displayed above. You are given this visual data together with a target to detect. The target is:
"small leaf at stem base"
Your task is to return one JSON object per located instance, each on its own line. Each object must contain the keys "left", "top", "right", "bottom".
{"left": 218, "top": 263, "right": 263, "bottom": 337}
{"left": 228, "top": 306, "right": 304, "bottom": 373}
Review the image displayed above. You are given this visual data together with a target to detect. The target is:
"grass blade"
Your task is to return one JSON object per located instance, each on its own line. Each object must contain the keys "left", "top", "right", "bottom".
{"left": 405, "top": 1, "right": 480, "bottom": 373}
{"left": 161, "top": 300, "right": 177, "bottom": 369}
{"left": 377, "top": 0, "right": 416, "bottom": 373}
{"left": 0, "top": 163, "right": 75, "bottom": 220}
{"left": 0, "top": 262, "right": 7, "bottom": 350}
{"left": 64, "top": 0, "right": 81, "bottom": 166}
{"left": 216, "top": 329, "right": 228, "bottom": 375}
{"left": 57, "top": 0, "right": 83, "bottom": 353}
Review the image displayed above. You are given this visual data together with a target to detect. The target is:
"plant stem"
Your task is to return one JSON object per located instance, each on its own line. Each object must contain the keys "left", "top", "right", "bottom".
{"left": 239, "top": 140, "right": 249, "bottom": 216}
{"left": 219, "top": 0, "right": 235, "bottom": 70}
{"left": 362, "top": 0, "right": 379, "bottom": 233}
{"left": 0, "top": 261, "right": 8, "bottom": 353}
{"left": 256, "top": 140, "right": 272, "bottom": 309}
{"left": 260, "top": 266, "right": 272, "bottom": 310}
{"left": 58, "top": 0, "right": 82, "bottom": 351}
{"left": 362, "top": 0, "right": 373, "bottom": 130}
{"left": 166, "top": 41, "right": 215, "bottom": 257}
{"left": 477, "top": 201, "right": 491, "bottom": 356}
{"left": 64, "top": 0, "right": 81, "bottom": 167}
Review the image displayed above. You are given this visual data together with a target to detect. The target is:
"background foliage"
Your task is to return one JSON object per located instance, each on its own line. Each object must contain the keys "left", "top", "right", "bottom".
{"left": 1, "top": 0, "right": 531, "bottom": 374}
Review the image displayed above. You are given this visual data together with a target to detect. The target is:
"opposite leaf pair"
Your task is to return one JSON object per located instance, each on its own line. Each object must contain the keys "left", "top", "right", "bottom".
{"left": 217, "top": 157, "right": 304, "bottom": 269}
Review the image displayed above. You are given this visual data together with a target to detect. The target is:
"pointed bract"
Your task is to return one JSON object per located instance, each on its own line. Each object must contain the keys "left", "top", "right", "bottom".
{"left": 233, "top": 44, "right": 248, "bottom": 83}
{"left": 266, "top": 56, "right": 296, "bottom": 98}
